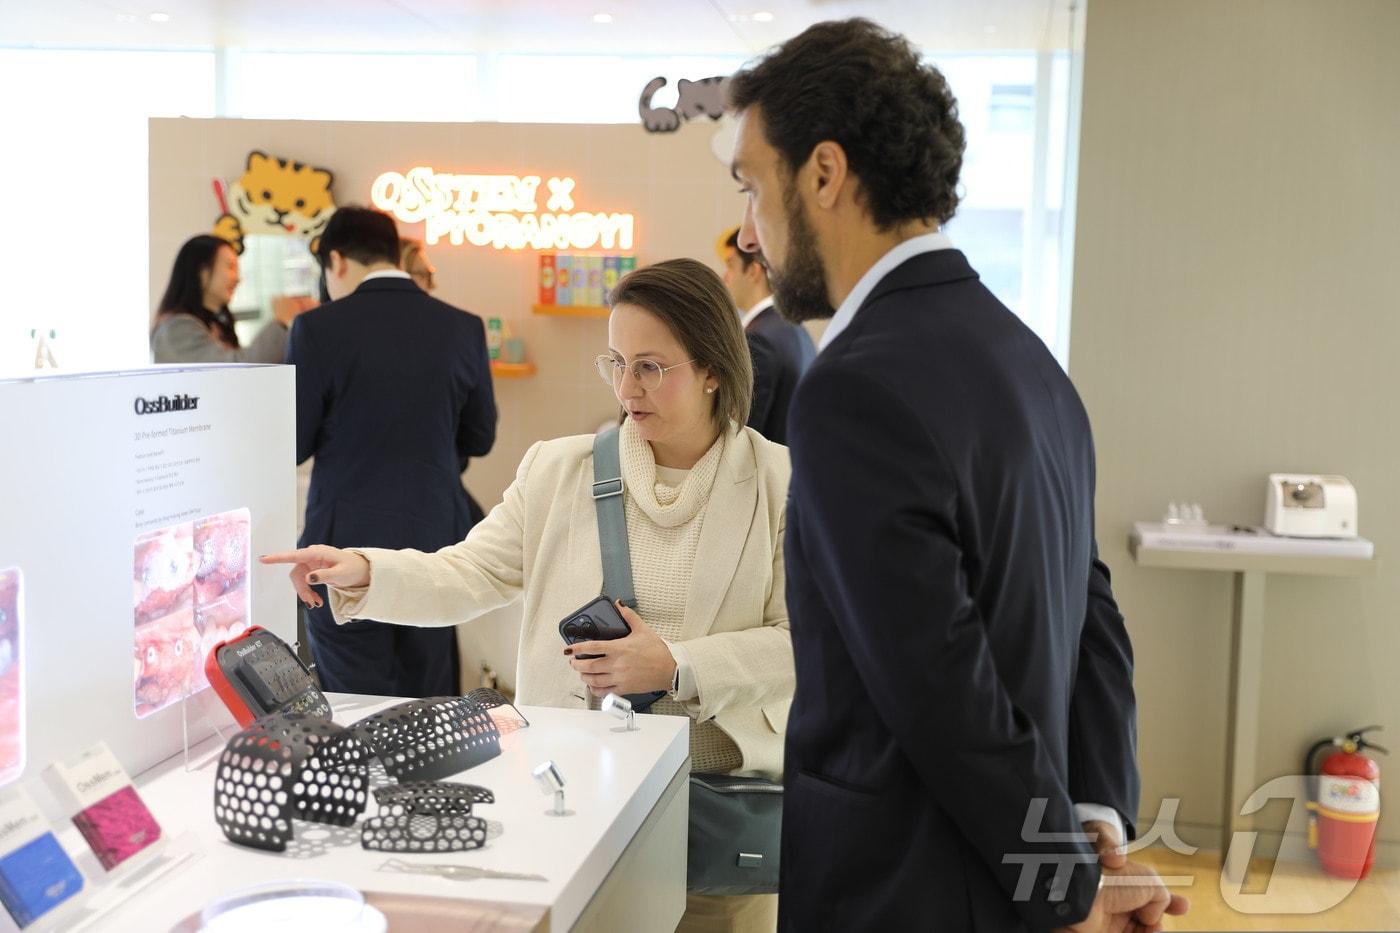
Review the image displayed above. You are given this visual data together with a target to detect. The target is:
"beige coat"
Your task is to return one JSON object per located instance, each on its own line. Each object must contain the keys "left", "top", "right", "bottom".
{"left": 330, "top": 426, "right": 794, "bottom": 779}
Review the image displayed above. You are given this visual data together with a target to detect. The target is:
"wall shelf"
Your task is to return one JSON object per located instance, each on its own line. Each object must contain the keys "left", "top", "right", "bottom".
{"left": 533, "top": 303, "right": 610, "bottom": 319}
{"left": 490, "top": 360, "right": 537, "bottom": 378}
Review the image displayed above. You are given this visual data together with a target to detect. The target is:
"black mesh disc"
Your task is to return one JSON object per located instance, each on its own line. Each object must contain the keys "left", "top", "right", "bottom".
{"left": 373, "top": 781, "right": 495, "bottom": 813}
{"left": 361, "top": 805, "right": 490, "bottom": 853}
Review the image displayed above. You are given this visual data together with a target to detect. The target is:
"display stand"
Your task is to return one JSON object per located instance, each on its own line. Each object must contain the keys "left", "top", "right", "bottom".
{"left": 180, "top": 690, "right": 231, "bottom": 773}
{"left": 1128, "top": 527, "right": 1376, "bottom": 880}
{"left": 0, "top": 831, "right": 201, "bottom": 933}
{"left": 0, "top": 365, "right": 297, "bottom": 784}
{"left": 96, "top": 699, "right": 689, "bottom": 932}
{"left": 62, "top": 832, "right": 201, "bottom": 933}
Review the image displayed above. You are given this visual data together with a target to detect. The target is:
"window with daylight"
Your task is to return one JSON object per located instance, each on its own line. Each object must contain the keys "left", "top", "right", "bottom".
{"left": 0, "top": 46, "right": 1079, "bottom": 370}
{"left": 0, "top": 50, "right": 215, "bottom": 371}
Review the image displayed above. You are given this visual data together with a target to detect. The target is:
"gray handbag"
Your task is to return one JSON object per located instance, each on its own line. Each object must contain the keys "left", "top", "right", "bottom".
{"left": 591, "top": 427, "right": 783, "bottom": 896}
{"left": 686, "top": 774, "right": 783, "bottom": 896}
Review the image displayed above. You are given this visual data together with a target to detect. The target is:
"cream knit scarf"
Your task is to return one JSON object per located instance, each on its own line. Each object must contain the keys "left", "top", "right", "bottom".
{"left": 618, "top": 418, "right": 725, "bottom": 526}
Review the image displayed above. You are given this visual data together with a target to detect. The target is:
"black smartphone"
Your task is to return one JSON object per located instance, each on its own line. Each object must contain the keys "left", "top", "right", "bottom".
{"left": 558, "top": 595, "right": 632, "bottom": 659}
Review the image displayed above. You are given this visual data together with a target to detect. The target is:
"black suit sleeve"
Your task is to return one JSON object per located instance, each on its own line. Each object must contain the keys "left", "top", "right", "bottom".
{"left": 746, "top": 331, "right": 779, "bottom": 434}
{"left": 286, "top": 317, "right": 326, "bottom": 466}
{"left": 455, "top": 317, "right": 497, "bottom": 461}
{"left": 1068, "top": 544, "right": 1141, "bottom": 839}
{"left": 788, "top": 365, "right": 1100, "bottom": 929}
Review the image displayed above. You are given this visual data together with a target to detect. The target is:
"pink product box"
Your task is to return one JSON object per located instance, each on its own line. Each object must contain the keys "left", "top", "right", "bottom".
{"left": 44, "top": 742, "right": 161, "bottom": 872}
{"left": 70, "top": 786, "right": 161, "bottom": 871}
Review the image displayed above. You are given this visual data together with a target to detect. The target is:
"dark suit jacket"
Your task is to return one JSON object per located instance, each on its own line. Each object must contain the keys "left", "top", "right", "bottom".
{"left": 745, "top": 304, "right": 815, "bottom": 445}
{"left": 780, "top": 250, "right": 1138, "bottom": 931}
{"left": 288, "top": 277, "right": 497, "bottom": 553}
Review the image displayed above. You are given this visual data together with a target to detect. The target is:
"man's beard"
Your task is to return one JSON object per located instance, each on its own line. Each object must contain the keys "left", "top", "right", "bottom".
{"left": 767, "top": 183, "right": 835, "bottom": 325}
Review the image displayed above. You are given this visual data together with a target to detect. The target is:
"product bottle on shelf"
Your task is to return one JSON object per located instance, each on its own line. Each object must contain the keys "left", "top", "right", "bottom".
{"left": 585, "top": 256, "right": 604, "bottom": 306}
{"left": 556, "top": 255, "right": 573, "bottom": 306}
{"left": 487, "top": 318, "right": 503, "bottom": 360}
{"left": 603, "top": 255, "right": 620, "bottom": 295}
{"left": 538, "top": 253, "right": 556, "bottom": 305}
{"left": 31, "top": 329, "right": 58, "bottom": 369}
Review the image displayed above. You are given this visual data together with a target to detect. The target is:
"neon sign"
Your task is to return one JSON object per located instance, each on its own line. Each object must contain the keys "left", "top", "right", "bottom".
{"left": 370, "top": 167, "right": 635, "bottom": 251}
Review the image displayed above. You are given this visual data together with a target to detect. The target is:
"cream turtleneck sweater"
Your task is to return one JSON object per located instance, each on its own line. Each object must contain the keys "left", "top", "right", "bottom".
{"left": 618, "top": 419, "right": 743, "bottom": 774}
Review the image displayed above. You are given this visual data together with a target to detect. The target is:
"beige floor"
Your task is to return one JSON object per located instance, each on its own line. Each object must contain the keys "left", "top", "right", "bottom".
{"left": 1134, "top": 847, "right": 1400, "bottom": 931}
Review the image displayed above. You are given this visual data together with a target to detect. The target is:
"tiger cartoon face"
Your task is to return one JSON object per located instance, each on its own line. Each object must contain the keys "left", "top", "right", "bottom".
{"left": 214, "top": 150, "right": 336, "bottom": 254}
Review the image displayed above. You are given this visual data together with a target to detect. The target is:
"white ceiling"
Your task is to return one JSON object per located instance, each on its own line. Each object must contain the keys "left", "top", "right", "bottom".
{"left": 0, "top": 0, "right": 1077, "bottom": 55}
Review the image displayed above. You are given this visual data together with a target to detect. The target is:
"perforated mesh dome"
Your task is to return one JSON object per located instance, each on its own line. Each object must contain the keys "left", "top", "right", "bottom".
{"left": 213, "top": 713, "right": 370, "bottom": 852}
{"left": 350, "top": 696, "right": 501, "bottom": 782}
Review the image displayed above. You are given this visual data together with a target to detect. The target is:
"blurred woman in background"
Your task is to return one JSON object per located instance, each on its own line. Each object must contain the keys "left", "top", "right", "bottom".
{"left": 151, "top": 234, "right": 311, "bottom": 363}
{"left": 400, "top": 237, "right": 437, "bottom": 294}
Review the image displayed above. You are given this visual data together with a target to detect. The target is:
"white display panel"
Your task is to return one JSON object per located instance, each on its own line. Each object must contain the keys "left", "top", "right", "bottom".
{"left": 0, "top": 568, "right": 22, "bottom": 787}
{"left": 0, "top": 365, "right": 295, "bottom": 779}
{"left": 134, "top": 507, "right": 252, "bottom": 718}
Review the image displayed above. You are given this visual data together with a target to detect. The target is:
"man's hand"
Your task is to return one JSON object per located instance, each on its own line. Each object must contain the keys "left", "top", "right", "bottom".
{"left": 1084, "top": 818, "right": 1127, "bottom": 870}
{"left": 272, "top": 295, "right": 318, "bottom": 326}
{"left": 1056, "top": 860, "right": 1190, "bottom": 933}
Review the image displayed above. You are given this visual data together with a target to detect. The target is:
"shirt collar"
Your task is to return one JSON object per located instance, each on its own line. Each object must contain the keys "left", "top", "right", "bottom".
{"left": 818, "top": 231, "right": 954, "bottom": 352}
{"left": 360, "top": 269, "right": 412, "bottom": 284}
{"left": 740, "top": 294, "right": 775, "bottom": 330}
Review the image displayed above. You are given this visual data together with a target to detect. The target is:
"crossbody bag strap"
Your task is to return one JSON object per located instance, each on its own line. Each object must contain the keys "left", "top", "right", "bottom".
{"left": 590, "top": 428, "right": 665, "bottom": 714}
{"left": 591, "top": 427, "right": 637, "bottom": 610}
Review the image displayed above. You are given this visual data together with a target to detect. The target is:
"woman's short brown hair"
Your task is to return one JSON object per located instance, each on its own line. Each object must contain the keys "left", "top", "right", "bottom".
{"left": 608, "top": 258, "right": 753, "bottom": 432}
{"left": 399, "top": 236, "right": 425, "bottom": 270}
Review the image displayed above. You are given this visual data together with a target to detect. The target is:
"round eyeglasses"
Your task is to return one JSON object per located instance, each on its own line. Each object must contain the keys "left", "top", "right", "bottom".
{"left": 595, "top": 355, "right": 696, "bottom": 391}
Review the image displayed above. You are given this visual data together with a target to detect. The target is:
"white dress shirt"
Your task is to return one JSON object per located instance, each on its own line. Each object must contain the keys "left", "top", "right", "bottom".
{"left": 740, "top": 294, "right": 775, "bottom": 330}
{"left": 814, "top": 229, "right": 1128, "bottom": 846}
{"left": 360, "top": 269, "right": 412, "bottom": 283}
{"left": 818, "top": 231, "right": 954, "bottom": 352}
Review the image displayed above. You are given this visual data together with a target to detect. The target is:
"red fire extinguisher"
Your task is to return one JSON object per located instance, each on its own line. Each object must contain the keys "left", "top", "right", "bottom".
{"left": 1305, "top": 725, "right": 1387, "bottom": 880}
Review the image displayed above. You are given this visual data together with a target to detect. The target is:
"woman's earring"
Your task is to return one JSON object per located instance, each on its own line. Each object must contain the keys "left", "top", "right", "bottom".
{"left": 705, "top": 387, "right": 715, "bottom": 394}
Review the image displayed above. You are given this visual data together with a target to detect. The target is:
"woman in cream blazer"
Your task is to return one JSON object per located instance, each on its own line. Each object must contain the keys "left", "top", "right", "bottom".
{"left": 316, "top": 417, "right": 793, "bottom": 777}
{"left": 264, "top": 258, "right": 793, "bottom": 932}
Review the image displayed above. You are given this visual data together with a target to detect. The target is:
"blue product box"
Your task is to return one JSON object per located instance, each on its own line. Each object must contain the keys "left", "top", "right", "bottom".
{"left": 0, "top": 832, "right": 84, "bottom": 928}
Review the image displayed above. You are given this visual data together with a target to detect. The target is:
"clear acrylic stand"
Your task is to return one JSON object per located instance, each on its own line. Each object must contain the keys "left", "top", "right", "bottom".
{"left": 181, "top": 689, "right": 232, "bottom": 773}
{"left": 17, "top": 830, "right": 203, "bottom": 933}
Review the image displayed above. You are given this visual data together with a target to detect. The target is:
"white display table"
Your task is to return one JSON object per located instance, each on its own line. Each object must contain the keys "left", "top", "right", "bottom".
{"left": 77, "top": 697, "right": 690, "bottom": 933}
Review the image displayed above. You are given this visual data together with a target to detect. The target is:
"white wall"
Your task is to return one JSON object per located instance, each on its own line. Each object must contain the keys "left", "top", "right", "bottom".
{"left": 1070, "top": 0, "right": 1400, "bottom": 861}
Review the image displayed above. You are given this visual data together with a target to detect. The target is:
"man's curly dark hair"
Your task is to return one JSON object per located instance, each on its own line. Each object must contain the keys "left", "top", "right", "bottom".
{"left": 727, "top": 18, "right": 966, "bottom": 228}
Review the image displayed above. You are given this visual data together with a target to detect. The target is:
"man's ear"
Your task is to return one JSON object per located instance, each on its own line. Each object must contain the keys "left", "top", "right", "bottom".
{"left": 806, "top": 140, "right": 849, "bottom": 211}
{"left": 745, "top": 259, "right": 767, "bottom": 287}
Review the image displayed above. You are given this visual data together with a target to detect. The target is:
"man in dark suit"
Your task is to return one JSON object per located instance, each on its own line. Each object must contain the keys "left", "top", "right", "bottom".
{"left": 287, "top": 207, "right": 496, "bottom": 697}
{"left": 718, "top": 226, "right": 815, "bottom": 443}
{"left": 728, "top": 20, "right": 1187, "bottom": 932}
